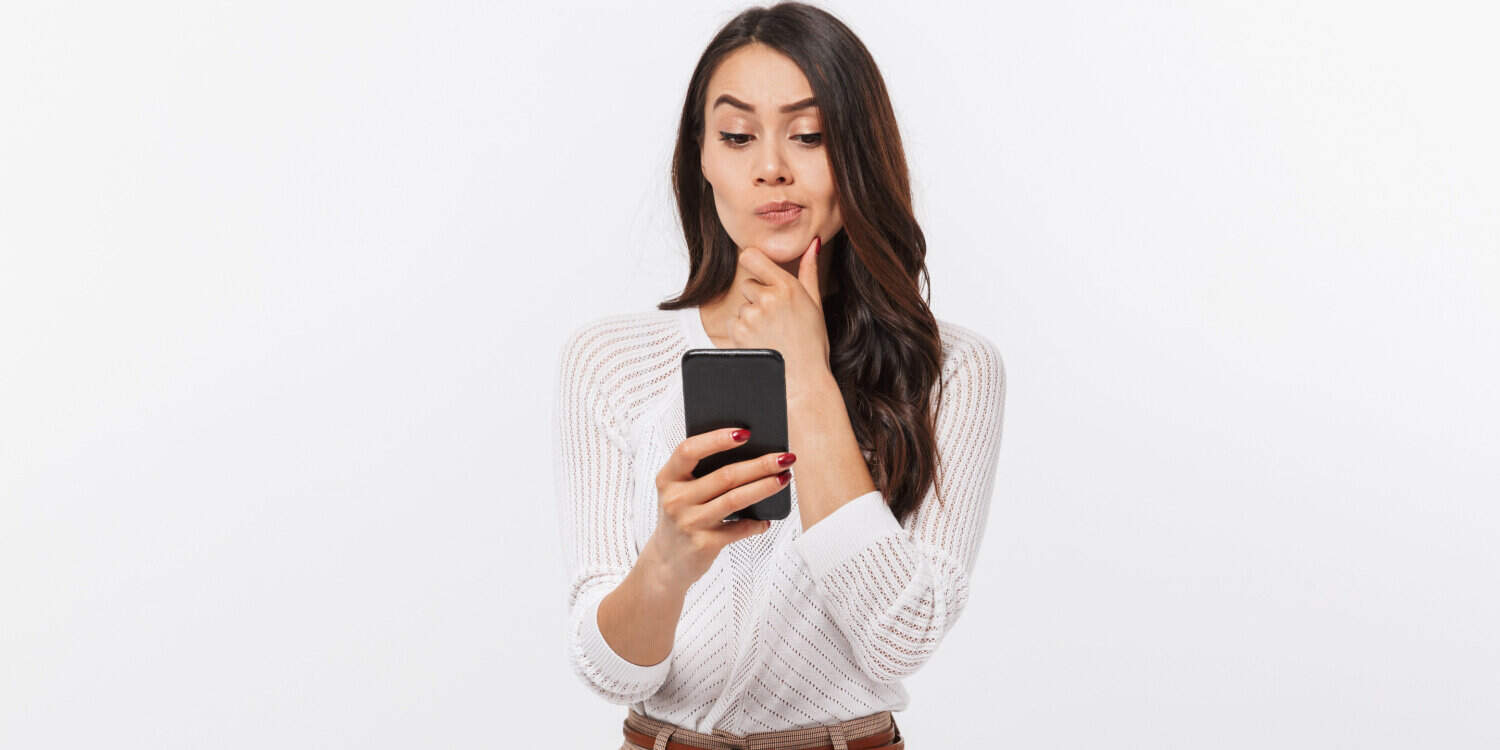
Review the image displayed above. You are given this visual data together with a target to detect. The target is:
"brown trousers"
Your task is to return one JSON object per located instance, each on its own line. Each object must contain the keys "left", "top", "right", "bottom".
{"left": 620, "top": 707, "right": 904, "bottom": 750}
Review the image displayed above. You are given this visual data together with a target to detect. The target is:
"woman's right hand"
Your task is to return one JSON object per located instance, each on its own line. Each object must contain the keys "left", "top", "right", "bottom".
{"left": 642, "top": 427, "right": 794, "bottom": 593}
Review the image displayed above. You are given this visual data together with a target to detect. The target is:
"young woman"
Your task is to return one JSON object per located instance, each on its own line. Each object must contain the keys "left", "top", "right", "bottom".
{"left": 553, "top": 4, "right": 1006, "bottom": 748}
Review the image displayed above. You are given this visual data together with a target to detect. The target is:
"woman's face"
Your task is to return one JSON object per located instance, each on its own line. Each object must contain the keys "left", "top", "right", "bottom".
{"left": 700, "top": 43, "right": 843, "bottom": 269}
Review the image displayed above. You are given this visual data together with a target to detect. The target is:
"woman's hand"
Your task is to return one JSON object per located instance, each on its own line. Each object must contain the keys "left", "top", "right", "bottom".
{"left": 641, "top": 427, "right": 795, "bottom": 593}
{"left": 724, "top": 235, "right": 831, "bottom": 400}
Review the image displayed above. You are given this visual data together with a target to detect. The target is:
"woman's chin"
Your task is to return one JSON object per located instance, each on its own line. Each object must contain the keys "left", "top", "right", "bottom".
{"left": 767, "top": 234, "right": 816, "bottom": 254}
{"left": 735, "top": 233, "right": 815, "bottom": 259}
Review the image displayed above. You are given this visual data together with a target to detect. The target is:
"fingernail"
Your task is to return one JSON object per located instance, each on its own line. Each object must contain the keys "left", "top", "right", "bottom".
{"left": 814, "top": 236, "right": 821, "bottom": 255}
{"left": 732, "top": 429, "right": 750, "bottom": 442}
{"left": 777, "top": 452, "right": 797, "bottom": 466}
{"left": 777, "top": 470, "right": 791, "bottom": 485}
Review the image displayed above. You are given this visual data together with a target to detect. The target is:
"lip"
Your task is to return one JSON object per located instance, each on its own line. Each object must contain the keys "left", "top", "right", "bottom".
{"left": 755, "top": 200, "right": 803, "bottom": 214}
{"left": 755, "top": 201, "right": 803, "bottom": 225}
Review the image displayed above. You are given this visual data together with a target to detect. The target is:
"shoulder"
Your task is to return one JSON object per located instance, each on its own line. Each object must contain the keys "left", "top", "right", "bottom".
{"left": 559, "top": 308, "right": 677, "bottom": 355}
{"left": 557, "top": 308, "right": 681, "bottom": 376}
{"left": 555, "top": 307, "right": 686, "bottom": 432}
{"left": 935, "top": 317, "right": 1005, "bottom": 390}
{"left": 932, "top": 317, "right": 1007, "bottom": 426}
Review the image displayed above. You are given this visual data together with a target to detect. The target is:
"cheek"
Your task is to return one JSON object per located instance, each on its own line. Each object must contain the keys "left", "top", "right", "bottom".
{"left": 821, "top": 196, "right": 843, "bottom": 233}
{"left": 803, "top": 163, "right": 837, "bottom": 214}
{"left": 714, "top": 192, "right": 739, "bottom": 227}
{"left": 700, "top": 159, "right": 737, "bottom": 213}
{"left": 812, "top": 182, "right": 839, "bottom": 219}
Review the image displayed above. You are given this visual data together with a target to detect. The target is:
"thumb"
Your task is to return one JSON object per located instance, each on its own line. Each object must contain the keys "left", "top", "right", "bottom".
{"left": 798, "top": 235, "right": 822, "bottom": 308}
{"left": 727, "top": 518, "right": 771, "bottom": 544}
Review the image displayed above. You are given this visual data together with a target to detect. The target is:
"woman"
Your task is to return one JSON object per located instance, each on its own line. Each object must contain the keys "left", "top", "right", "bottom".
{"left": 553, "top": 3, "right": 1006, "bottom": 748}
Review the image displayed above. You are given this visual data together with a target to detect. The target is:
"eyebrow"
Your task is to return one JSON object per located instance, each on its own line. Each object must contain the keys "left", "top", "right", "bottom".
{"left": 712, "top": 94, "right": 818, "bottom": 114}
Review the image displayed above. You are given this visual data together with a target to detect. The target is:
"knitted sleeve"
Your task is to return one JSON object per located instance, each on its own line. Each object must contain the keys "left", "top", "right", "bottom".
{"left": 552, "top": 321, "right": 670, "bottom": 704}
{"left": 791, "top": 333, "right": 1007, "bottom": 684}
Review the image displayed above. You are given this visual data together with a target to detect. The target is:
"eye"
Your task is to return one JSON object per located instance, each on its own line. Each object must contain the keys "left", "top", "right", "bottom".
{"left": 717, "top": 131, "right": 824, "bottom": 148}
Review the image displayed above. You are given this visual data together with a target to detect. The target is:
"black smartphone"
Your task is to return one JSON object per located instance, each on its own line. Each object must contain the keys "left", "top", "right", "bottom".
{"left": 681, "top": 348, "right": 791, "bottom": 522}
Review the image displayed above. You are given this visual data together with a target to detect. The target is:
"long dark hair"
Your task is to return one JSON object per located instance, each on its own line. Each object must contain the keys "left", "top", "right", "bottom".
{"left": 658, "top": 2, "right": 946, "bottom": 525}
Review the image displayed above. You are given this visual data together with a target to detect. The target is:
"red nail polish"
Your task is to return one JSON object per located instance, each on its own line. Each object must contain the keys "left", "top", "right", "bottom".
{"left": 778, "top": 470, "right": 791, "bottom": 485}
{"left": 731, "top": 429, "right": 750, "bottom": 442}
{"left": 777, "top": 452, "right": 796, "bottom": 466}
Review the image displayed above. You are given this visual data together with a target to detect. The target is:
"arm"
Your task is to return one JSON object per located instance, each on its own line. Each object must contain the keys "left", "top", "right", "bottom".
{"left": 788, "top": 334, "right": 1007, "bottom": 683}
{"left": 596, "top": 545, "right": 687, "bottom": 670}
{"left": 552, "top": 323, "right": 676, "bottom": 704}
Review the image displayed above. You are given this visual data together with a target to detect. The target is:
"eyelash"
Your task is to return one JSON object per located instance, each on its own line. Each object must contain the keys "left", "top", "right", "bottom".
{"left": 718, "top": 131, "right": 823, "bottom": 148}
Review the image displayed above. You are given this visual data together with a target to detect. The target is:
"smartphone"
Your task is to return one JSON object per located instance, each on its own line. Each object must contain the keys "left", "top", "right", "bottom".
{"left": 681, "top": 348, "right": 791, "bottom": 522}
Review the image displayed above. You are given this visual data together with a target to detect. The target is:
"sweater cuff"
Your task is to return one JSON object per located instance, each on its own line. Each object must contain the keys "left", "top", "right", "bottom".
{"left": 577, "top": 590, "right": 672, "bottom": 688}
{"left": 793, "top": 490, "right": 904, "bottom": 580}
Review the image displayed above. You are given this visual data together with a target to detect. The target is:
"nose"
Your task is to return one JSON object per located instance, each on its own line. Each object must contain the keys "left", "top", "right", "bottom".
{"left": 753, "top": 144, "right": 792, "bottom": 186}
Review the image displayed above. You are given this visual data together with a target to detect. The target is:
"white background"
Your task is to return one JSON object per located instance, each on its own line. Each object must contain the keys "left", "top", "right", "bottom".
{"left": 3, "top": 1, "right": 1497, "bottom": 747}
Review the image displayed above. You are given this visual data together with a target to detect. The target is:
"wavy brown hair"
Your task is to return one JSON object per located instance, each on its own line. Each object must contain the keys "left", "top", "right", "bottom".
{"left": 657, "top": 2, "right": 946, "bottom": 525}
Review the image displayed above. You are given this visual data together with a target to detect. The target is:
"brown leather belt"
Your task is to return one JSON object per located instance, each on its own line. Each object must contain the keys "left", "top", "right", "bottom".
{"left": 622, "top": 724, "right": 902, "bottom": 750}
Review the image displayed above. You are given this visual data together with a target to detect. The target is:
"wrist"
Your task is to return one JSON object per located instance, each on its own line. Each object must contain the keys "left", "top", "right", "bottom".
{"left": 637, "top": 534, "right": 690, "bottom": 599}
{"left": 787, "top": 365, "right": 839, "bottom": 406}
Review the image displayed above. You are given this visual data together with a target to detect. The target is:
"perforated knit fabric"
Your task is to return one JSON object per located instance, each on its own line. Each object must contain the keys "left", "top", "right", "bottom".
{"left": 551, "top": 305, "right": 1006, "bottom": 734}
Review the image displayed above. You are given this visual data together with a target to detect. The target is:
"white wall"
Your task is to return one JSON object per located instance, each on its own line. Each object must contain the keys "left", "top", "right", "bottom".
{"left": 2, "top": 1, "right": 1496, "bottom": 747}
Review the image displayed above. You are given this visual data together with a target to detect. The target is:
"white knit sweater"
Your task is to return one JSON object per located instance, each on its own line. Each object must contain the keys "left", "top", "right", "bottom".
{"left": 551, "top": 305, "right": 1006, "bottom": 734}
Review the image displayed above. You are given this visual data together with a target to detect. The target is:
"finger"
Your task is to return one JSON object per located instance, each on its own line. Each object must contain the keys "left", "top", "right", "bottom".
{"left": 797, "top": 235, "right": 822, "bottom": 309}
{"left": 735, "top": 277, "right": 757, "bottom": 311}
{"left": 665, "top": 426, "right": 751, "bottom": 482}
{"left": 696, "top": 468, "right": 790, "bottom": 526}
{"left": 734, "top": 275, "right": 780, "bottom": 313}
{"left": 694, "top": 448, "right": 790, "bottom": 511}
{"left": 711, "top": 516, "right": 773, "bottom": 546}
{"left": 737, "top": 246, "right": 792, "bottom": 289}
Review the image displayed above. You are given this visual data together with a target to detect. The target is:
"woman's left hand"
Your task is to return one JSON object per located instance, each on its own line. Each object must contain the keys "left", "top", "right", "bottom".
{"left": 725, "top": 235, "right": 831, "bottom": 399}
